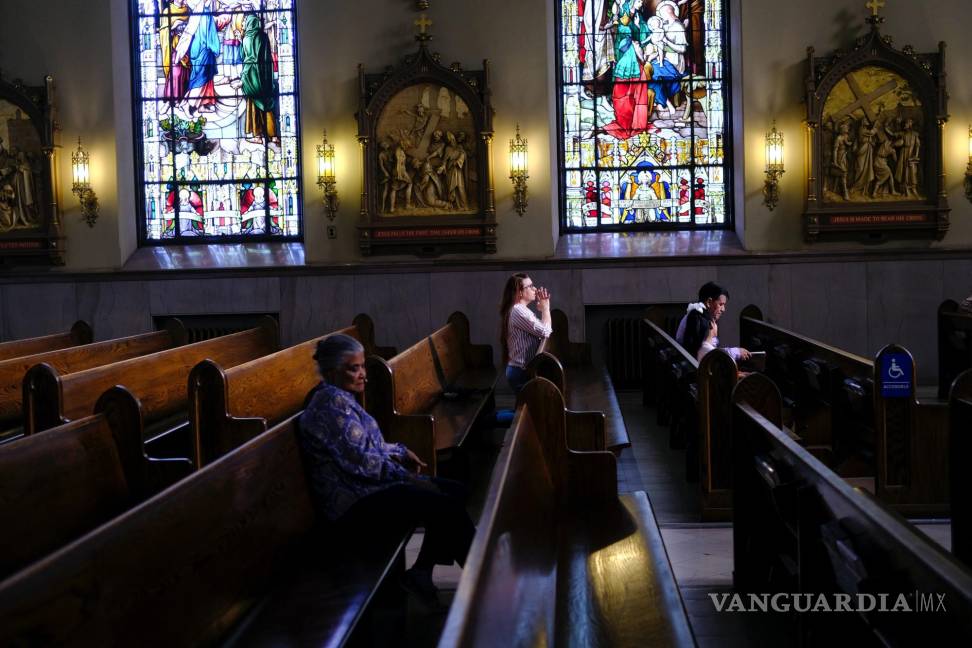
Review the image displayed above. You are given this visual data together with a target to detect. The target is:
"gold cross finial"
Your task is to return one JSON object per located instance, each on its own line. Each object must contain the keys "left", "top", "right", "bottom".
{"left": 866, "top": 0, "right": 885, "bottom": 17}
{"left": 415, "top": 14, "right": 432, "bottom": 40}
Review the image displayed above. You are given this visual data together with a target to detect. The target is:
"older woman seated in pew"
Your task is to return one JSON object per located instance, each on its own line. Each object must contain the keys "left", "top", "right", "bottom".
{"left": 298, "top": 334, "right": 475, "bottom": 609}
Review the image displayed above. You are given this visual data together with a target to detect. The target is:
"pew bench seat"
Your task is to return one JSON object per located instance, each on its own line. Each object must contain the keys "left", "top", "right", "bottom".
{"left": 440, "top": 378, "right": 694, "bottom": 648}
{"left": 557, "top": 491, "right": 694, "bottom": 647}
{"left": 223, "top": 530, "right": 410, "bottom": 648}
{"left": 560, "top": 363, "right": 629, "bottom": 453}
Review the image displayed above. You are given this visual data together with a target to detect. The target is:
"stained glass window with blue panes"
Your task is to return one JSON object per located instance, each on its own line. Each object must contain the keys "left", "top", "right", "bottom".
{"left": 558, "top": 0, "right": 731, "bottom": 230}
{"left": 133, "top": 0, "right": 301, "bottom": 242}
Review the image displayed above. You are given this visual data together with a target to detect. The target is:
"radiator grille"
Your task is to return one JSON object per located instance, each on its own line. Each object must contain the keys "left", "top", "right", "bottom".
{"left": 154, "top": 313, "right": 278, "bottom": 344}
{"left": 604, "top": 318, "right": 646, "bottom": 388}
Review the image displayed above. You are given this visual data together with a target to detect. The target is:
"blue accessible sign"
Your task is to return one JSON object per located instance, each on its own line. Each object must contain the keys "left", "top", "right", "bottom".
{"left": 880, "top": 352, "right": 913, "bottom": 398}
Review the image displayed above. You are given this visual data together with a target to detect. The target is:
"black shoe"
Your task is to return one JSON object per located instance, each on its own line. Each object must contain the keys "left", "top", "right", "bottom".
{"left": 400, "top": 567, "right": 441, "bottom": 611}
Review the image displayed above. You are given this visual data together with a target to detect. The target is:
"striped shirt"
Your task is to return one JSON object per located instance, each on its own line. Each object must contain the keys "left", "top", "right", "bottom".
{"left": 507, "top": 303, "right": 552, "bottom": 368}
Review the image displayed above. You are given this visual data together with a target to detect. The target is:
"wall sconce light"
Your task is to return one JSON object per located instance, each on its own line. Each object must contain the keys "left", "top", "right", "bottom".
{"left": 71, "top": 137, "right": 99, "bottom": 227}
{"left": 509, "top": 123, "right": 529, "bottom": 216}
{"left": 763, "top": 121, "right": 784, "bottom": 211}
{"left": 965, "top": 124, "right": 972, "bottom": 203}
{"left": 316, "top": 129, "right": 339, "bottom": 221}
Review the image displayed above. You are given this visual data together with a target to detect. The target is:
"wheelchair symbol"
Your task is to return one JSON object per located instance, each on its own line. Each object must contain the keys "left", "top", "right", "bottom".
{"left": 887, "top": 358, "right": 905, "bottom": 380}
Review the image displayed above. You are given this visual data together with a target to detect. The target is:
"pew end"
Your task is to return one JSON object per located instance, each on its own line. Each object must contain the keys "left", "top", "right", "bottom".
{"left": 22, "top": 362, "right": 67, "bottom": 435}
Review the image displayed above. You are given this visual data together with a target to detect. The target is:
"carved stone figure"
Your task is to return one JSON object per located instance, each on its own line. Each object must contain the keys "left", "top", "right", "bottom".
{"left": 828, "top": 120, "right": 852, "bottom": 200}
{"left": 893, "top": 118, "right": 921, "bottom": 197}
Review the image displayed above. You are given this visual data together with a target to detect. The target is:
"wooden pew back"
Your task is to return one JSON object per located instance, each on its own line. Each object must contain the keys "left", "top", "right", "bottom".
{"left": 23, "top": 318, "right": 277, "bottom": 435}
{"left": 190, "top": 314, "right": 393, "bottom": 467}
{"left": 938, "top": 299, "right": 972, "bottom": 399}
{"left": 0, "top": 320, "right": 92, "bottom": 362}
{"left": 732, "top": 391, "right": 972, "bottom": 645}
{"left": 740, "top": 306, "right": 874, "bottom": 466}
{"left": 0, "top": 386, "right": 192, "bottom": 580}
{"left": 0, "top": 320, "right": 186, "bottom": 424}
{"left": 0, "top": 413, "right": 314, "bottom": 647}
{"left": 526, "top": 309, "right": 629, "bottom": 453}
{"left": 366, "top": 312, "right": 495, "bottom": 474}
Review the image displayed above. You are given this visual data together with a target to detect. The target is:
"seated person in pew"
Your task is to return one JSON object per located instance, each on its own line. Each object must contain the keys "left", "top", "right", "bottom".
{"left": 298, "top": 334, "right": 476, "bottom": 609}
{"left": 961, "top": 291, "right": 972, "bottom": 313}
{"left": 676, "top": 281, "right": 751, "bottom": 362}
{"left": 499, "top": 272, "right": 552, "bottom": 395}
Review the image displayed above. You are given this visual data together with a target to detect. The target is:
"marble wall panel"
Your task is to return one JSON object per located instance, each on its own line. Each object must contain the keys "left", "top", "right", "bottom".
{"left": 581, "top": 265, "right": 716, "bottom": 306}
{"left": 866, "top": 260, "right": 944, "bottom": 383}
{"left": 429, "top": 270, "right": 509, "bottom": 364}
{"left": 788, "top": 263, "right": 869, "bottom": 357}
{"left": 149, "top": 278, "right": 281, "bottom": 316}
{"left": 766, "top": 264, "right": 793, "bottom": 330}
{"left": 942, "top": 259, "right": 972, "bottom": 304}
{"left": 76, "top": 281, "right": 153, "bottom": 341}
{"left": 353, "top": 274, "right": 431, "bottom": 353}
{"left": 278, "top": 276, "right": 356, "bottom": 347}
{"left": 534, "top": 268, "right": 585, "bottom": 340}
{"left": 1, "top": 283, "right": 78, "bottom": 341}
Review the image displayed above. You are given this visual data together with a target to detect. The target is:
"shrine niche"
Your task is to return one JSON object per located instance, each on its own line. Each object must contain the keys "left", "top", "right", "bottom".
{"left": 357, "top": 19, "right": 495, "bottom": 256}
{"left": 804, "top": 9, "right": 948, "bottom": 242}
{"left": 0, "top": 74, "right": 64, "bottom": 265}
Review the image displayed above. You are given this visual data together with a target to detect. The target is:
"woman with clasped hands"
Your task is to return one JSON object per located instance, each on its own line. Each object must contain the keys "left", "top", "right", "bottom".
{"left": 499, "top": 273, "right": 553, "bottom": 395}
{"left": 297, "top": 334, "right": 475, "bottom": 609}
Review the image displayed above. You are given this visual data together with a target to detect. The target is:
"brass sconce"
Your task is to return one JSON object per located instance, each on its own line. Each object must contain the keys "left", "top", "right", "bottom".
{"left": 509, "top": 124, "right": 529, "bottom": 216}
{"left": 71, "top": 137, "right": 99, "bottom": 227}
{"left": 763, "top": 121, "right": 784, "bottom": 211}
{"left": 965, "top": 124, "right": 972, "bottom": 203}
{"left": 316, "top": 130, "right": 339, "bottom": 221}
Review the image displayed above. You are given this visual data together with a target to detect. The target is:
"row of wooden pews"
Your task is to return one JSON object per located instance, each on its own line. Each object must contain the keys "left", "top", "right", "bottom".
{"left": 366, "top": 312, "right": 497, "bottom": 475}
{"left": 440, "top": 377, "right": 695, "bottom": 647}
{"left": 0, "top": 321, "right": 92, "bottom": 362}
{"left": 732, "top": 373, "right": 972, "bottom": 644}
{"left": 0, "top": 311, "right": 505, "bottom": 646}
{"left": 526, "top": 308, "right": 630, "bottom": 454}
{"left": 741, "top": 306, "right": 949, "bottom": 516}
{"left": 641, "top": 317, "right": 738, "bottom": 520}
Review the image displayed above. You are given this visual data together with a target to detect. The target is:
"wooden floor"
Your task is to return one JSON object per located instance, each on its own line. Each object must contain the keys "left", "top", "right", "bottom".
{"left": 391, "top": 387, "right": 952, "bottom": 647}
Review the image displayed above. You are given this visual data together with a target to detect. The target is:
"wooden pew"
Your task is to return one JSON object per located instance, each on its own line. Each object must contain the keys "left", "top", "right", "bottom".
{"left": 741, "top": 306, "right": 949, "bottom": 516}
{"left": 949, "top": 368, "right": 972, "bottom": 568}
{"left": 642, "top": 318, "right": 738, "bottom": 520}
{"left": 525, "top": 308, "right": 630, "bottom": 454}
{"left": 22, "top": 317, "right": 278, "bottom": 441}
{"left": 365, "top": 311, "right": 496, "bottom": 476}
{"left": 439, "top": 377, "right": 696, "bottom": 648}
{"left": 0, "top": 320, "right": 91, "bottom": 362}
{"left": 0, "top": 320, "right": 187, "bottom": 430}
{"left": 189, "top": 313, "right": 394, "bottom": 468}
{"left": 938, "top": 299, "right": 972, "bottom": 399}
{"left": 0, "top": 412, "right": 411, "bottom": 647}
{"left": 0, "top": 387, "right": 192, "bottom": 581}
{"left": 732, "top": 376, "right": 972, "bottom": 645}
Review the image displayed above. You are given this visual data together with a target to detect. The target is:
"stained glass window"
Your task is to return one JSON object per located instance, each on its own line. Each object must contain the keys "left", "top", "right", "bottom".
{"left": 132, "top": 0, "right": 301, "bottom": 243}
{"left": 558, "top": 0, "right": 731, "bottom": 231}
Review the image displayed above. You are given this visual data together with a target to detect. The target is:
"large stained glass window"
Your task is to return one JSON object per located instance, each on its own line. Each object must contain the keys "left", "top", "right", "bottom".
{"left": 133, "top": 0, "right": 301, "bottom": 243}
{"left": 558, "top": 0, "right": 731, "bottom": 231}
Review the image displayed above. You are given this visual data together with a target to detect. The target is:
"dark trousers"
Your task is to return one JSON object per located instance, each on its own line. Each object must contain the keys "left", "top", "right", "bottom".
{"left": 338, "top": 477, "right": 474, "bottom": 570}
{"left": 506, "top": 364, "right": 529, "bottom": 395}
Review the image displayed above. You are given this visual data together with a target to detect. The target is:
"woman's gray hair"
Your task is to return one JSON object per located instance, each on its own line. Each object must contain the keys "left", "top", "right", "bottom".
{"left": 313, "top": 334, "right": 364, "bottom": 374}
